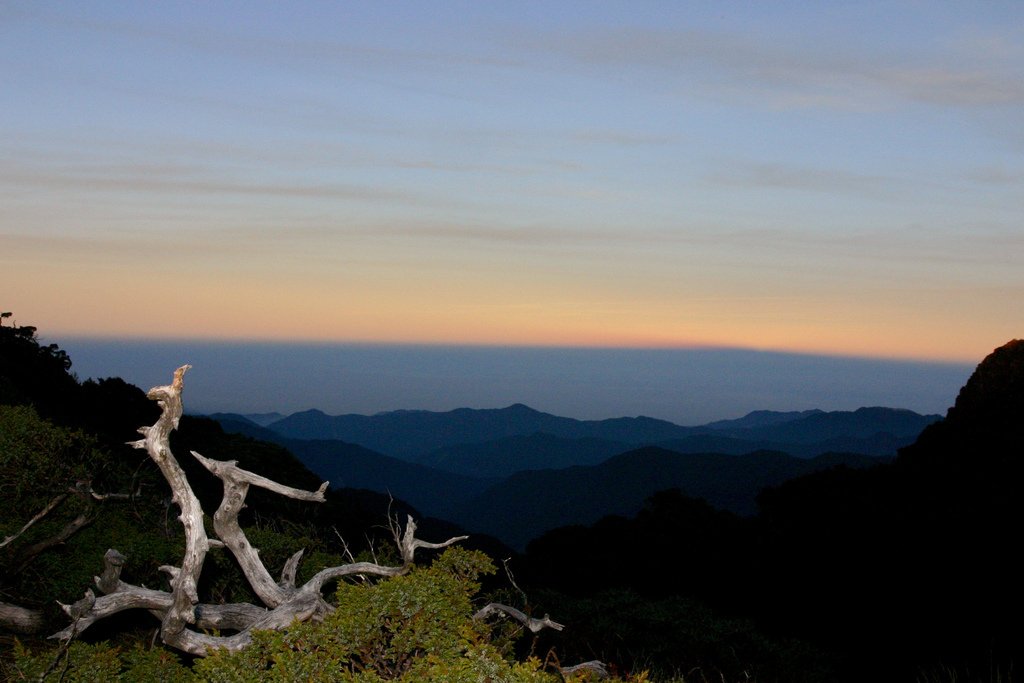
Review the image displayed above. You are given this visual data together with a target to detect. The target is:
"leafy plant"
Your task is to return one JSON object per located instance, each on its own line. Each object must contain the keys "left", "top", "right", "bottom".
{"left": 193, "top": 547, "right": 554, "bottom": 682}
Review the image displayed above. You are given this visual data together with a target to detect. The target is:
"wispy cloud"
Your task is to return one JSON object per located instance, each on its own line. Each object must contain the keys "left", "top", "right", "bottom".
{"left": 569, "top": 129, "right": 679, "bottom": 146}
{"left": 532, "top": 25, "right": 1024, "bottom": 111}
{"left": 0, "top": 165, "right": 430, "bottom": 205}
{"left": 964, "top": 166, "right": 1024, "bottom": 185}
{"left": 22, "top": 7, "right": 520, "bottom": 72}
{"left": 706, "top": 162, "right": 895, "bottom": 199}
{"left": 0, "top": 232, "right": 228, "bottom": 263}
{"left": 874, "top": 65, "right": 1024, "bottom": 106}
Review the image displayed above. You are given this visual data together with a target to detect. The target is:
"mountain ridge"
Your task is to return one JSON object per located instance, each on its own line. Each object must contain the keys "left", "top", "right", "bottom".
{"left": 213, "top": 415, "right": 495, "bottom": 519}
{"left": 214, "top": 412, "right": 892, "bottom": 549}
{"left": 447, "top": 446, "right": 883, "bottom": 549}
{"left": 258, "top": 404, "right": 940, "bottom": 462}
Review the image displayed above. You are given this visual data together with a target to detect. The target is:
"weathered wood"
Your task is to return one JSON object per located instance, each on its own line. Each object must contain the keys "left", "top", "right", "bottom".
{"left": 0, "top": 601, "right": 44, "bottom": 634}
{"left": 192, "top": 452, "right": 290, "bottom": 608}
{"left": 397, "top": 516, "right": 469, "bottom": 564}
{"left": 560, "top": 660, "right": 610, "bottom": 679}
{"left": 126, "top": 365, "right": 210, "bottom": 649}
{"left": 53, "top": 366, "right": 469, "bottom": 655}
{"left": 279, "top": 548, "right": 304, "bottom": 590}
{"left": 95, "top": 548, "right": 127, "bottom": 594}
{"left": 473, "top": 603, "right": 565, "bottom": 633}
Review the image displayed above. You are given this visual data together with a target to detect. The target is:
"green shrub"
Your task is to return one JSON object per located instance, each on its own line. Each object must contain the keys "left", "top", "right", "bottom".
{"left": 194, "top": 547, "right": 555, "bottom": 682}
{"left": 8, "top": 639, "right": 194, "bottom": 682}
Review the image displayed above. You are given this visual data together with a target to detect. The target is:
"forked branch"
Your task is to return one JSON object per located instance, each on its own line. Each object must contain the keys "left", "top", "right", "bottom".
{"left": 52, "top": 366, "right": 468, "bottom": 656}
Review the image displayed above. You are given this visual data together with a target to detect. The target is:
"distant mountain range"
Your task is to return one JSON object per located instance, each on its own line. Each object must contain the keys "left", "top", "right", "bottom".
{"left": 210, "top": 418, "right": 496, "bottom": 518}
{"left": 246, "top": 404, "right": 939, "bottom": 462}
{"left": 260, "top": 403, "right": 696, "bottom": 461}
{"left": 211, "top": 404, "right": 939, "bottom": 548}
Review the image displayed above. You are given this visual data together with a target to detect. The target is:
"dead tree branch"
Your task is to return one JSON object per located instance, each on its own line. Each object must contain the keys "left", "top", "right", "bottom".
{"left": 560, "top": 660, "right": 611, "bottom": 679}
{"left": 0, "top": 600, "right": 45, "bottom": 634}
{"left": 11, "top": 513, "right": 92, "bottom": 577}
{"left": 51, "top": 366, "right": 469, "bottom": 656}
{"left": 0, "top": 494, "right": 69, "bottom": 549}
{"left": 473, "top": 603, "right": 565, "bottom": 633}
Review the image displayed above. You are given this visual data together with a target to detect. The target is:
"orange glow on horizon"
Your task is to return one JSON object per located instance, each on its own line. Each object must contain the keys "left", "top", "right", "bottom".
{"left": 10, "top": 241, "right": 1011, "bottom": 367}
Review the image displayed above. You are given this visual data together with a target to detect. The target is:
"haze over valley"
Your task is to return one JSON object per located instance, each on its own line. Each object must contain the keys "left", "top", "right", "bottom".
{"left": 60, "top": 337, "right": 972, "bottom": 426}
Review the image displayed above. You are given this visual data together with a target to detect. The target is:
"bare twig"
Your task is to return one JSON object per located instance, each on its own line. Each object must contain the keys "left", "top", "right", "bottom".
{"left": 12, "top": 514, "right": 92, "bottom": 575}
{"left": 0, "top": 494, "right": 68, "bottom": 549}
{"left": 503, "top": 557, "right": 530, "bottom": 607}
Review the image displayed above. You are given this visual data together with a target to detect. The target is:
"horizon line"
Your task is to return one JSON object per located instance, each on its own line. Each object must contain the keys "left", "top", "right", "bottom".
{"left": 51, "top": 331, "right": 984, "bottom": 368}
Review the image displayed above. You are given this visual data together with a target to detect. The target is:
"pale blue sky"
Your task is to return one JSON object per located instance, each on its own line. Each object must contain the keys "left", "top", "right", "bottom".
{"left": 2, "top": 1, "right": 1022, "bottom": 362}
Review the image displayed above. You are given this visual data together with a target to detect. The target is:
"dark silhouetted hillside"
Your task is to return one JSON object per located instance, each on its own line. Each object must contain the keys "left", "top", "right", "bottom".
{"left": 901, "top": 338, "right": 1024, "bottom": 467}
{"left": 418, "top": 432, "right": 629, "bottom": 477}
{"left": 215, "top": 416, "right": 493, "bottom": 520}
{"left": 655, "top": 429, "right": 914, "bottom": 458}
{"left": 728, "top": 342, "right": 1023, "bottom": 676}
{"left": 448, "top": 447, "right": 880, "bottom": 549}
{"left": 219, "top": 413, "right": 885, "bottom": 551}
{"left": 517, "top": 340, "right": 1023, "bottom": 680}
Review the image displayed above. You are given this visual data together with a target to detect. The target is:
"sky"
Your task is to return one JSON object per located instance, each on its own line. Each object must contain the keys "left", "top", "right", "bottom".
{"left": 2, "top": 2, "right": 1022, "bottom": 371}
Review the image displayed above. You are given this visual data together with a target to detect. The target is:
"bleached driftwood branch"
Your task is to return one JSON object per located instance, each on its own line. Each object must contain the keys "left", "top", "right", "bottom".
{"left": 560, "top": 660, "right": 611, "bottom": 679}
{"left": 473, "top": 602, "right": 565, "bottom": 633}
{"left": 473, "top": 601, "right": 610, "bottom": 678}
{"left": 51, "top": 366, "right": 468, "bottom": 656}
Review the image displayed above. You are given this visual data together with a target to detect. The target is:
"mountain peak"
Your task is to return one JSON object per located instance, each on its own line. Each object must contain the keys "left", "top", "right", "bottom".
{"left": 293, "top": 408, "right": 328, "bottom": 417}
{"left": 502, "top": 403, "right": 540, "bottom": 413}
{"left": 946, "top": 339, "right": 1024, "bottom": 429}
{"left": 902, "top": 339, "right": 1024, "bottom": 464}
{"left": 704, "top": 409, "right": 823, "bottom": 431}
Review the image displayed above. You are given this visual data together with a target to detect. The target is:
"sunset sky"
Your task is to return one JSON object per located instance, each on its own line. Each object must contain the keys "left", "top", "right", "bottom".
{"left": 3, "top": 1, "right": 1022, "bottom": 363}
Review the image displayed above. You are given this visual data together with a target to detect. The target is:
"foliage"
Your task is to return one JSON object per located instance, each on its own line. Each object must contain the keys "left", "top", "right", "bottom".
{"left": 7, "top": 549, "right": 559, "bottom": 681}
{"left": 0, "top": 406, "right": 102, "bottom": 598}
{"left": 10, "top": 547, "right": 684, "bottom": 682}
{"left": 33, "top": 508, "right": 181, "bottom": 603}
{"left": 192, "top": 547, "right": 555, "bottom": 682}
{"left": 0, "top": 404, "right": 100, "bottom": 534}
{"left": 0, "top": 402, "right": 179, "bottom": 625}
{"left": 7, "top": 638, "right": 194, "bottom": 682}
